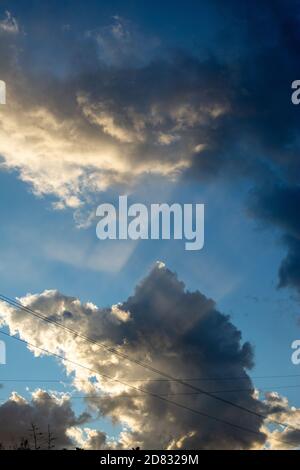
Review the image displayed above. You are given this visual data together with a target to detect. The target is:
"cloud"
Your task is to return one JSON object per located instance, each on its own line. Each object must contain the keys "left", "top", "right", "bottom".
{"left": 0, "top": 57, "right": 212, "bottom": 209}
{"left": 249, "top": 184, "right": 300, "bottom": 292}
{"left": 278, "top": 237, "right": 300, "bottom": 292}
{"left": 0, "top": 263, "right": 267, "bottom": 449}
{"left": 0, "top": 389, "right": 90, "bottom": 449}
{"left": 264, "top": 392, "right": 300, "bottom": 449}
{"left": 1, "top": 2, "right": 300, "bottom": 300}
{"left": 0, "top": 11, "right": 19, "bottom": 35}
{"left": 0, "top": 5, "right": 291, "bottom": 203}
{"left": 207, "top": 0, "right": 300, "bottom": 298}
{"left": 0, "top": 1, "right": 300, "bottom": 450}
{"left": 0, "top": 14, "right": 230, "bottom": 212}
{"left": 88, "top": 16, "right": 160, "bottom": 67}
{"left": 67, "top": 427, "right": 109, "bottom": 450}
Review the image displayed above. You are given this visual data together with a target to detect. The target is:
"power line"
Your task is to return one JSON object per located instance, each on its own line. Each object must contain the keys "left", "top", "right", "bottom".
{"left": 2, "top": 383, "right": 300, "bottom": 395}
{"left": 0, "top": 329, "right": 298, "bottom": 450}
{"left": 49, "top": 384, "right": 300, "bottom": 397}
{"left": 0, "top": 293, "right": 297, "bottom": 432}
{"left": 2, "top": 384, "right": 300, "bottom": 399}
{"left": 0, "top": 294, "right": 298, "bottom": 433}
{"left": 2, "top": 373, "right": 300, "bottom": 383}
{"left": 125, "top": 374, "right": 300, "bottom": 382}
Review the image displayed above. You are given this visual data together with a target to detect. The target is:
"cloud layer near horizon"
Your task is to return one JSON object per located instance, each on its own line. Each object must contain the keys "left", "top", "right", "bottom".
{"left": 0, "top": 389, "right": 90, "bottom": 449}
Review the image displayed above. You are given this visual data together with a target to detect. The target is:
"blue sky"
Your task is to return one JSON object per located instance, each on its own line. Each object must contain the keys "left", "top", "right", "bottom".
{"left": 0, "top": 0, "right": 300, "bottom": 450}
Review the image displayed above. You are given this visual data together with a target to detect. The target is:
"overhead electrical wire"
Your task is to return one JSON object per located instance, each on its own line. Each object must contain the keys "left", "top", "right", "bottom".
{"left": 0, "top": 328, "right": 299, "bottom": 450}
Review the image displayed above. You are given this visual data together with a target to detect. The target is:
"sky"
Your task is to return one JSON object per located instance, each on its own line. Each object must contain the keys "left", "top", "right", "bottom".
{"left": 0, "top": 0, "right": 300, "bottom": 450}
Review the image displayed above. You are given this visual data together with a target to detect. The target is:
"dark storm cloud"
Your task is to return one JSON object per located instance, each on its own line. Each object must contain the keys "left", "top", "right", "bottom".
{"left": 196, "top": 0, "right": 300, "bottom": 296}
{"left": 1, "top": 2, "right": 300, "bottom": 288}
{"left": 0, "top": 263, "right": 267, "bottom": 449}
{"left": 278, "top": 237, "right": 300, "bottom": 291}
{"left": 249, "top": 182, "right": 300, "bottom": 292}
{"left": 0, "top": 390, "right": 90, "bottom": 449}
{"left": 0, "top": 15, "right": 234, "bottom": 207}
{"left": 0, "top": 0, "right": 300, "bottom": 450}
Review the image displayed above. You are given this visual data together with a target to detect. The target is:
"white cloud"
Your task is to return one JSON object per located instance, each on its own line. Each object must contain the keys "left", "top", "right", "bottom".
{"left": 0, "top": 11, "right": 19, "bottom": 35}
{"left": 0, "top": 389, "right": 90, "bottom": 449}
{"left": 263, "top": 392, "right": 300, "bottom": 450}
{"left": 0, "top": 21, "right": 229, "bottom": 214}
{"left": 0, "top": 264, "right": 266, "bottom": 449}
